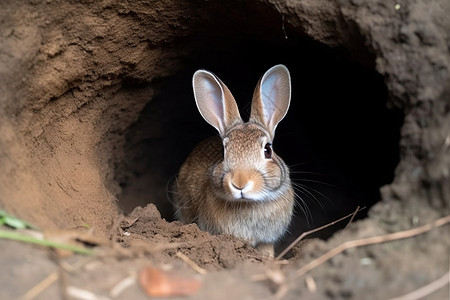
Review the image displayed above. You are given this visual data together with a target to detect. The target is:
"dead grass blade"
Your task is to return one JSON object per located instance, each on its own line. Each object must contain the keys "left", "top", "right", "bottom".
{"left": 276, "top": 206, "right": 364, "bottom": 260}
{"left": 175, "top": 252, "right": 207, "bottom": 275}
{"left": 342, "top": 205, "right": 360, "bottom": 231}
{"left": 67, "top": 286, "right": 111, "bottom": 300}
{"left": 389, "top": 270, "right": 450, "bottom": 300}
{"left": 295, "top": 214, "right": 450, "bottom": 278}
{"left": 22, "top": 272, "right": 59, "bottom": 300}
{"left": 0, "top": 230, "right": 93, "bottom": 255}
{"left": 109, "top": 274, "right": 136, "bottom": 298}
{"left": 22, "top": 256, "right": 94, "bottom": 300}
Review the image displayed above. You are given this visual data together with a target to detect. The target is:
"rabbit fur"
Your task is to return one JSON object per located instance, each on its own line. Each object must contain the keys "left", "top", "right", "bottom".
{"left": 175, "top": 65, "right": 294, "bottom": 256}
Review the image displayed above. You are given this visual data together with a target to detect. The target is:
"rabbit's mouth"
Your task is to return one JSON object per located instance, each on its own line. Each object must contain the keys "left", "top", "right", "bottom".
{"left": 230, "top": 185, "right": 253, "bottom": 200}
{"left": 221, "top": 190, "right": 261, "bottom": 202}
{"left": 224, "top": 170, "right": 267, "bottom": 201}
{"left": 228, "top": 192, "right": 268, "bottom": 203}
{"left": 228, "top": 181, "right": 263, "bottom": 202}
{"left": 224, "top": 182, "right": 292, "bottom": 204}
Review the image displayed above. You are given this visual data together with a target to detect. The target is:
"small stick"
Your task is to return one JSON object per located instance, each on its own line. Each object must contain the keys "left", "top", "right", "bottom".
{"left": 305, "top": 275, "right": 317, "bottom": 293}
{"left": 109, "top": 274, "right": 136, "bottom": 298}
{"left": 343, "top": 205, "right": 360, "bottom": 231}
{"left": 388, "top": 270, "right": 450, "bottom": 300}
{"left": 22, "top": 272, "right": 59, "bottom": 300}
{"left": 52, "top": 252, "right": 69, "bottom": 300}
{"left": 67, "top": 286, "right": 107, "bottom": 300}
{"left": 22, "top": 255, "right": 94, "bottom": 300}
{"left": 276, "top": 206, "right": 365, "bottom": 260}
{"left": 295, "top": 214, "right": 450, "bottom": 277}
{"left": 175, "top": 252, "right": 207, "bottom": 275}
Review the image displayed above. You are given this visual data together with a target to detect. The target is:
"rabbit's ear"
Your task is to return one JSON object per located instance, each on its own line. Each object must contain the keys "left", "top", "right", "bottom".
{"left": 193, "top": 70, "right": 242, "bottom": 136}
{"left": 250, "top": 65, "right": 291, "bottom": 139}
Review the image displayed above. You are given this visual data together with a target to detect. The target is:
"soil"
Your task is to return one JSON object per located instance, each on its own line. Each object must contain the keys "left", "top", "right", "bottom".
{"left": 1, "top": 0, "right": 449, "bottom": 299}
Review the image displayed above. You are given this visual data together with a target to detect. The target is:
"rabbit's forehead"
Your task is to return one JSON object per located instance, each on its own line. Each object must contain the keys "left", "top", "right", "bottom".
{"left": 224, "top": 124, "right": 269, "bottom": 149}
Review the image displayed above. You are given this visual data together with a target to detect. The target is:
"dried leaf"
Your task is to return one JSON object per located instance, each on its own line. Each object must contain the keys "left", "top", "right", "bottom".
{"left": 139, "top": 266, "right": 201, "bottom": 297}
{"left": 120, "top": 217, "right": 139, "bottom": 229}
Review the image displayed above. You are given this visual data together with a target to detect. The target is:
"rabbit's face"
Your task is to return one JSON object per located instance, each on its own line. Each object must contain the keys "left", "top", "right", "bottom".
{"left": 210, "top": 123, "right": 287, "bottom": 202}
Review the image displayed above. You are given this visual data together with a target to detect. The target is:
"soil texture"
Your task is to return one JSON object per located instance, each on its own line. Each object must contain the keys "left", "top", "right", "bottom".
{"left": 0, "top": 0, "right": 449, "bottom": 299}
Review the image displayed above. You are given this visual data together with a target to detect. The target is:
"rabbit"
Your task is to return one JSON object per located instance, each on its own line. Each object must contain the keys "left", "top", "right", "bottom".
{"left": 175, "top": 65, "right": 294, "bottom": 257}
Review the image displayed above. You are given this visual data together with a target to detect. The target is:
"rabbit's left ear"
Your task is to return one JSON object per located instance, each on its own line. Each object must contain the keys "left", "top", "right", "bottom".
{"left": 250, "top": 65, "right": 291, "bottom": 139}
{"left": 193, "top": 70, "right": 242, "bottom": 137}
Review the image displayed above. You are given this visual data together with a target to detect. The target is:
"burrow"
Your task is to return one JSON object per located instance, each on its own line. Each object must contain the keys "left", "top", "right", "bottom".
{"left": 0, "top": 1, "right": 405, "bottom": 247}
{"left": 111, "top": 3, "right": 404, "bottom": 246}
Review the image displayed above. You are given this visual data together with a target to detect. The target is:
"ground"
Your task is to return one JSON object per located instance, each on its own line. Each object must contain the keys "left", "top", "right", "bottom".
{"left": 0, "top": 0, "right": 449, "bottom": 299}
{"left": 1, "top": 204, "right": 449, "bottom": 299}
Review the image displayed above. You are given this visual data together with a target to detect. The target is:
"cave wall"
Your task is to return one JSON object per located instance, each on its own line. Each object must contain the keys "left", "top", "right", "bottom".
{"left": 0, "top": 0, "right": 194, "bottom": 231}
{"left": 0, "top": 0, "right": 449, "bottom": 232}
{"left": 277, "top": 0, "right": 450, "bottom": 213}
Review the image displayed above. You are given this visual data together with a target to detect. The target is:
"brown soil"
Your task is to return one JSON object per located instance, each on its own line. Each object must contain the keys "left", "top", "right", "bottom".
{"left": 124, "top": 204, "right": 264, "bottom": 270}
{"left": 1, "top": 0, "right": 449, "bottom": 299}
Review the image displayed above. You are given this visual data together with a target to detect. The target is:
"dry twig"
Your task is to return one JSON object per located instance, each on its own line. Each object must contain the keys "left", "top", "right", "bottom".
{"left": 305, "top": 275, "right": 318, "bottom": 293}
{"left": 276, "top": 206, "right": 365, "bottom": 260}
{"left": 389, "top": 270, "right": 450, "bottom": 300}
{"left": 67, "top": 286, "right": 111, "bottom": 300}
{"left": 250, "top": 260, "right": 290, "bottom": 300}
{"left": 343, "top": 205, "right": 360, "bottom": 231}
{"left": 22, "top": 256, "right": 94, "bottom": 300}
{"left": 23, "top": 272, "right": 59, "bottom": 300}
{"left": 109, "top": 274, "right": 136, "bottom": 298}
{"left": 295, "top": 214, "right": 450, "bottom": 277}
{"left": 175, "top": 252, "right": 207, "bottom": 275}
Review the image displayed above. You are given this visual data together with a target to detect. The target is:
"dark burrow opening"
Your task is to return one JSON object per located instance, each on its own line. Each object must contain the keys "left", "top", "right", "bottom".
{"left": 115, "top": 10, "right": 404, "bottom": 248}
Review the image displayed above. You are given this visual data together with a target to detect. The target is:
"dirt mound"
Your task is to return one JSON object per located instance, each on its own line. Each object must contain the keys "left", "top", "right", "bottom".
{"left": 123, "top": 204, "right": 263, "bottom": 270}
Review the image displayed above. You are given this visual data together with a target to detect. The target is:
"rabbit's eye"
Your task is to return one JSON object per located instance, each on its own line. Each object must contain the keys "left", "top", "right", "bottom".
{"left": 264, "top": 143, "right": 272, "bottom": 159}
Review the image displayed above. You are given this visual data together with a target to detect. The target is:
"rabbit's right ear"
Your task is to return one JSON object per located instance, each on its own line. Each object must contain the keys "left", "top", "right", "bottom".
{"left": 250, "top": 65, "right": 291, "bottom": 140}
{"left": 193, "top": 70, "right": 242, "bottom": 136}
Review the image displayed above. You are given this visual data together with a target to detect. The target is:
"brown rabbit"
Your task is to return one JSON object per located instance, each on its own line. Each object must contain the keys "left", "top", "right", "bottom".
{"left": 175, "top": 65, "right": 294, "bottom": 257}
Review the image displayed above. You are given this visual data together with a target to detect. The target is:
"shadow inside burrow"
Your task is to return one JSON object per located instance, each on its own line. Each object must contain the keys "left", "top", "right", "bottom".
{"left": 115, "top": 34, "right": 403, "bottom": 252}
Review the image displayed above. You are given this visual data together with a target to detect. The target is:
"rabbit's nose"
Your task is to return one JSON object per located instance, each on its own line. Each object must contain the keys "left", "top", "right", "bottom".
{"left": 231, "top": 171, "right": 249, "bottom": 190}
{"left": 230, "top": 171, "right": 254, "bottom": 193}
{"left": 231, "top": 181, "right": 250, "bottom": 191}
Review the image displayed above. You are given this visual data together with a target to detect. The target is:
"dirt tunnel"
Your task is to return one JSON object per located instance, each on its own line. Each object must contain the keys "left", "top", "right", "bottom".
{"left": 111, "top": 2, "right": 405, "bottom": 245}
{"left": 1, "top": 0, "right": 449, "bottom": 298}
{"left": 116, "top": 35, "right": 404, "bottom": 241}
{"left": 0, "top": 0, "right": 403, "bottom": 235}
